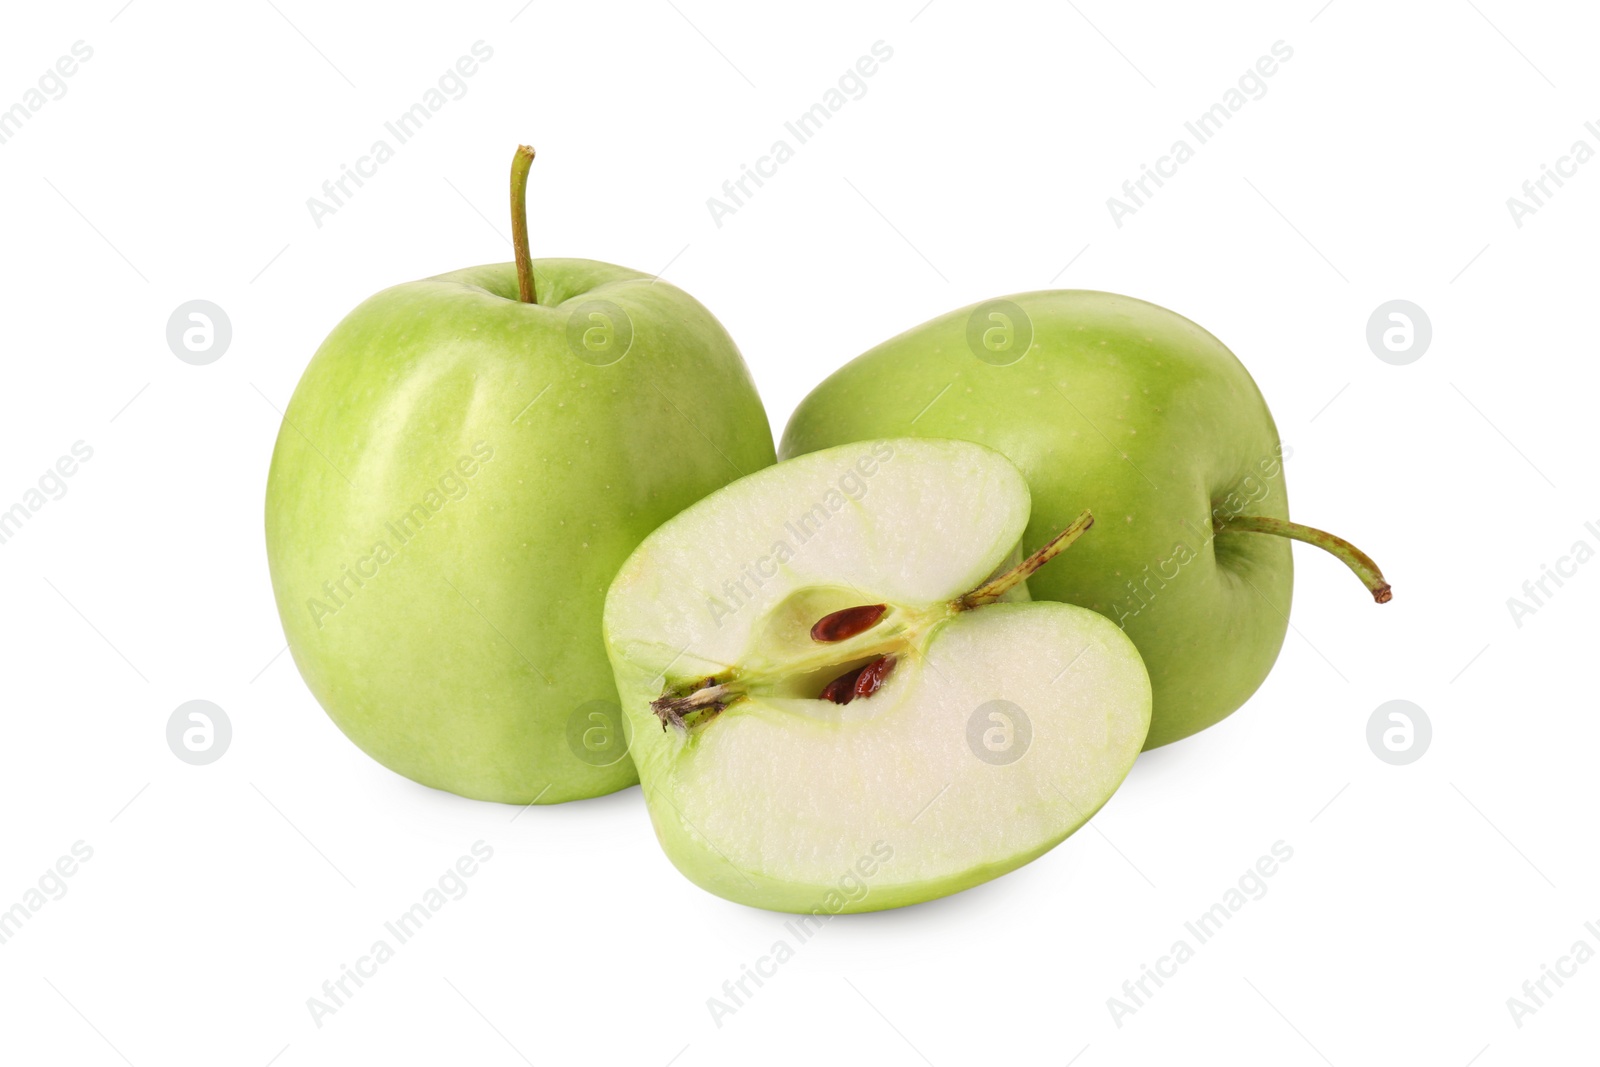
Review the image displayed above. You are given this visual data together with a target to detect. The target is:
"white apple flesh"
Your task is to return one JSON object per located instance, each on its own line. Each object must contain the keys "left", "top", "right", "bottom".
{"left": 603, "top": 439, "right": 1151, "bottom": 912}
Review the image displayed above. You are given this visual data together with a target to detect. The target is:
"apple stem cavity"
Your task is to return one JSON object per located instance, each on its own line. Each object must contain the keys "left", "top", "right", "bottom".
{"left": 956, "top": 510, "right": 1095, "bottom": 610}
{"left": 510, "top": 144, "right": 537, "bottom": 304}
{"left": 1218, "top": 514, "right": 1393, "bottom": 604}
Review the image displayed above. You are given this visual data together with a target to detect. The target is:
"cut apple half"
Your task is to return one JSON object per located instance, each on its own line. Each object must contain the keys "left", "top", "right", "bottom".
{"left": 603, "top": 438, "right": 1151, "bottom": 912}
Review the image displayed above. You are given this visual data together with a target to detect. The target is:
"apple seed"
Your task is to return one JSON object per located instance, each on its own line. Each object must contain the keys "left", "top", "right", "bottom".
{"left": 810, "top": 603, "right": 888, "bottom": 643}
{"left": 820, "top": 665, "right": 867, "bottom": 705}
{"left": 853, "top": 655, "right": 896, "bottom": 699}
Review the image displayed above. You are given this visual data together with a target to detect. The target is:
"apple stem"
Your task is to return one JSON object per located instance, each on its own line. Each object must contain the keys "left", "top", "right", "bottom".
{"left": 956, "top": 510, "right": 1095, "bottom": 610}
{"left": 1218, "top": 515, "right": 1392, "bottom": 603}
{"left": 510, "top": 144, "right": 537, "bottom": 304}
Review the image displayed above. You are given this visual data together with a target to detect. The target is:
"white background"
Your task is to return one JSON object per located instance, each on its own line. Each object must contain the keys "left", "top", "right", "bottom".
{"left": 1, "top": 1, "right": 1595, "bottom": 1064}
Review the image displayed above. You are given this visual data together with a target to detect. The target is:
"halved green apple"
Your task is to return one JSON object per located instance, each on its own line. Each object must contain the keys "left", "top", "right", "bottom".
{"left": 603, "top": 439, "right": 1150, "bottom": 912}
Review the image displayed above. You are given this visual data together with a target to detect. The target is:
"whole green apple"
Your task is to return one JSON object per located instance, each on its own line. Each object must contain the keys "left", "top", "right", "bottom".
{"left": 780, "top": 290, "right": 1387, "bottom": 748}
{"left": 265, "top": 146, "right": 775, "bottom": 803}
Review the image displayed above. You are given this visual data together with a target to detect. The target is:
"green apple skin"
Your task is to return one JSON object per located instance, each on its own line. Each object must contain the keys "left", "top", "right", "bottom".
{"left": 266, "top": 259, "right": 775, "bottom": 803}
{"left": 780, "top": 290, "right": 1290, "bottom": 749}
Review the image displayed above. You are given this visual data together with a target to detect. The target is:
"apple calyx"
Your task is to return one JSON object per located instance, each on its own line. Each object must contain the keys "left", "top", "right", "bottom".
{"left": 647, "top": 511, "right": 1095, "bottom": 732}
{"left": 1217, "top": 514, "right": 1392, "bottom": 603}
{"left": 510, "top": 144, "right": 537, "bottom": 304}
{"left": 650, "top": 678, "right": 734, "bottom": 731}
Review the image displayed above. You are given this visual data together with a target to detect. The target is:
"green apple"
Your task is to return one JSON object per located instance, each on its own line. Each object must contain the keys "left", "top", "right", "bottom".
{"left": 603, "top": 438, "right": 1151, "bottom": 912}
{"left": 780, "top": 291, "right": 1388, "bottom": 749}
{"left": 265, "top": 147, "right": 775, "bottom": 803}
